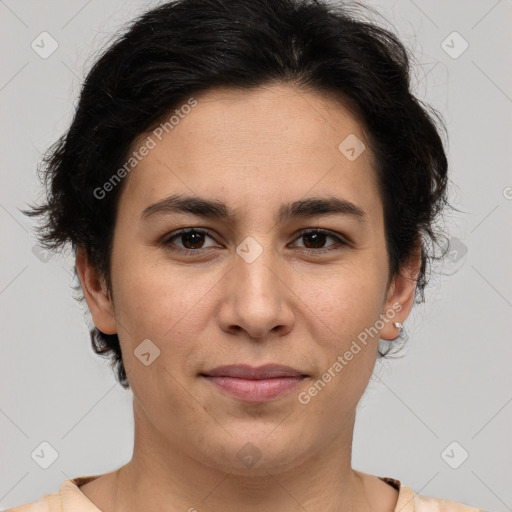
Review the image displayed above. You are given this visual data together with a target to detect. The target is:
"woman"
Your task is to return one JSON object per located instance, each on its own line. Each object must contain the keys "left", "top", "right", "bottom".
{"left": 12, "top": 0, "right": 486, "bottom": 510}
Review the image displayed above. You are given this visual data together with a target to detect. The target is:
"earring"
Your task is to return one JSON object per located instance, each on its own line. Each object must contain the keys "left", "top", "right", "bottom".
{"left": 393, "top": 322, "right": 403, "bottom": 333}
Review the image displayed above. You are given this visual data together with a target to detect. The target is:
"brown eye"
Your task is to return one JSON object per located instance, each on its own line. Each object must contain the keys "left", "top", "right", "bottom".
{"left": 162, "top": 228, "right": 218, "bottom": 253}
{"left": 292, "top": 228, "right": 348, "bottom": 253}
{"left": 302, "top": 231, "right": 328, "bottom": 249}
{"left": 177, "top": 231, "right": 206, "bottom": 249}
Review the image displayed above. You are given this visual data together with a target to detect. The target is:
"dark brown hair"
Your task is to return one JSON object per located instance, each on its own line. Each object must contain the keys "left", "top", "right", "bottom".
{"left": 25, "top": 0, "right": 450, "bottom": 389}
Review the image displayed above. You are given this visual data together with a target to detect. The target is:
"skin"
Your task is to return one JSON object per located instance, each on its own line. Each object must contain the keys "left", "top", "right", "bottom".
{"left": 76, "top": 83, "right": 420, "bottom": 512}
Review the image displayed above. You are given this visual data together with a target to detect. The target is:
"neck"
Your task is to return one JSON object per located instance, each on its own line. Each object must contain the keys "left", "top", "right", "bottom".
{"left": 108, "top": 405, "right": 376, "bottom": 512}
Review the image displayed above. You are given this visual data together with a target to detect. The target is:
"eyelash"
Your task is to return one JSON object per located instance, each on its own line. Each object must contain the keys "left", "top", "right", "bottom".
{"left": 161, "top": 228, "right": 349, "bottom": 256}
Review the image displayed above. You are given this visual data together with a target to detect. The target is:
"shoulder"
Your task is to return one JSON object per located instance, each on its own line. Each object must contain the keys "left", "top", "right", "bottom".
{"left": 6, "top": 476, "right": 101, "bottom": 512}
{"left": 414, "top": 493, "right": 488, "bottom": 512}
{"left": 398, "top": 483, "right": 488, "bottom": 512}
{"left": 6, "top": 492, "right": 58, "bottom": 511}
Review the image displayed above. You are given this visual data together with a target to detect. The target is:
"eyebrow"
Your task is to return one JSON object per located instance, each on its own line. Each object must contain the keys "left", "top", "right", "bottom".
{"left": 140, "top": 193, "right": 366, "bottom": 223}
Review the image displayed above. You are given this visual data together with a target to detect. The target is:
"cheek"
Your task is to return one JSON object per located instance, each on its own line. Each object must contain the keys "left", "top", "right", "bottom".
{"left": 110, "top": 258, "right": 208, "bottom": 404}
{"left": 294, "top": 258, "right": 387, "bottom": 340}
{"left": 111, "top": 259, "right": 212, "bottom": 344}
{"left": 296, "top": 272, "right": 384, "bottom": 409}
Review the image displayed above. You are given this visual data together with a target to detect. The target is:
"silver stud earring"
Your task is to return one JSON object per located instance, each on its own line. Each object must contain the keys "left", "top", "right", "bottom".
{"left": 393, "top": 322, "right": 403, "bottom": 333}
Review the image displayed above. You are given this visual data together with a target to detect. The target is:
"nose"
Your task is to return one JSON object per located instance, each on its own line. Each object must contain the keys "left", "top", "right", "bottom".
{"left": 217, "top": 240, "right": 295, "bottom": 340}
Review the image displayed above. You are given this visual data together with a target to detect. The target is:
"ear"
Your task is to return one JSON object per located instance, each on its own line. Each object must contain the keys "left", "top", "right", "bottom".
{"left": 75, "top": 247, "right": 117, "bottom": 335}
{"left": 380, "top": 243, "right": 422, "bottom": 341}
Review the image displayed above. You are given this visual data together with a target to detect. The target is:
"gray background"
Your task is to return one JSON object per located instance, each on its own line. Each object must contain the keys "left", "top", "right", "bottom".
{"left": 0, "top": 0, "right": 511, "bottom": 510}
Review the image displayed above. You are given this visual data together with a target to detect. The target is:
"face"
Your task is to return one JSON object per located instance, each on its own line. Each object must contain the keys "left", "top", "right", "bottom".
{"left": 79, "top": 83, "right": 415, "bottom": 475}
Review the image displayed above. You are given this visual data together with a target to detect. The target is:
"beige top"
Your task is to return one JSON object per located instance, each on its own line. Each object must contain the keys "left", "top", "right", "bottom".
{"left": 7, "top": 475, "right": 487, "bottom": 511}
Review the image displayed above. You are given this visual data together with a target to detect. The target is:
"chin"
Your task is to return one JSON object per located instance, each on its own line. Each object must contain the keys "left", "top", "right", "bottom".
{"left": 197, "top": 428, "right": 316, "bottom": 477}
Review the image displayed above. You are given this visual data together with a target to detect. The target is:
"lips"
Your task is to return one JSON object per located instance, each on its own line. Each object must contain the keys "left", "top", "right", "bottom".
{"left": 200, "top": 364, "right": 307, "bottom": 402}
{"left": 201, "top": 364, "right": 306, "bottom": 379}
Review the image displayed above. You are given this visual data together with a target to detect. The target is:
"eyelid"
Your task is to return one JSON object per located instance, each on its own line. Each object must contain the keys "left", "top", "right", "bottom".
{"left": 161, "top": 227, "right": 218, "bottom": 247}
{"left": 293, "top": 227, "right": 351, "bottom": 246}
{"left": 291, "top": 227, "right": 351, "bottom": 253}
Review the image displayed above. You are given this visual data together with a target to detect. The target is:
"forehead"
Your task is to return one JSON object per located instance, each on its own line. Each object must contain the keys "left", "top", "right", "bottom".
{"left": 118, "top": 83, "right": 381, "bottom": 224}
